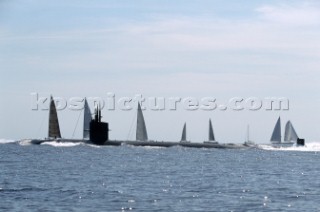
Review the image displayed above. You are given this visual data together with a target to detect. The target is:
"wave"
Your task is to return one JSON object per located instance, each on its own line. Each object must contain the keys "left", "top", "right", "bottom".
{"left": 258, "top": 142, "right": 320, "bottom": 152}
{"left": 0, "top": 139, "right": 16, "bottom": 144}
{"left": 18, "top": 139, "right": 34, "bottom": 146}
{"left": 139, "top": 146, "right": 166, "bottom": 149}
{"left": 0, "top": 187, "right": 47, "bottom": 193}
{"left": 41, "top": 141, "right": 82, "bottom": 147}
{"left": 85, "top": 144, "right": 102, "bottom": 148}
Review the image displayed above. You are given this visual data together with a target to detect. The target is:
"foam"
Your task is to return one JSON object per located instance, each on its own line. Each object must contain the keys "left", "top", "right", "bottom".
{"left": 41, "top": 141, "right": 81, "bottom": 147}
{"left": 259, "top": 142, "right": 320, "bottom": 152}
{"left": 0, "top": 139, "right": 16, "bottom": 144}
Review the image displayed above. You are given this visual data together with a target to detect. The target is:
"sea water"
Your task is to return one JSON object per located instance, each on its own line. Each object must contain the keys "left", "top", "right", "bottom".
{"left": 1, "top": 139, "right": 320, "bottom": 211}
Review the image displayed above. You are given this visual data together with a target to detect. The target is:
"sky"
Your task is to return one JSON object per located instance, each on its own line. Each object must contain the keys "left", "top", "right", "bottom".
{"left": 0, "top": 0, "right": 320, "bottom": 143}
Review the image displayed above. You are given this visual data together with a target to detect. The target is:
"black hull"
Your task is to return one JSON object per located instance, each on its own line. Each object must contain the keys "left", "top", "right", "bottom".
{"left": 27, "top": 139, "right": 249, "bottom": 149}
{"left": 111, "top": 140, "right": 248, "bottom": 149}
{"left": 297, "top": 138, "right": 305, "bottom": 146}
{"left": 89, "top": 121, "right": 109, "bottom": 145}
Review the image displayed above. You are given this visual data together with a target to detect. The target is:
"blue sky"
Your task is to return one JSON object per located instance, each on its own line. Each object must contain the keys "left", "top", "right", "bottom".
{"left": 1, "top": 0, "right": 320, "bottom": 142}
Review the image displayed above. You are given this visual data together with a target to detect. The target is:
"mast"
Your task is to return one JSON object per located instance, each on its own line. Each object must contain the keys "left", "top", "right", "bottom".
{"left": 181, "top": 122, "right": 187, "bottom": 141}
{"left": 48, "top": 96, "right": 61, "bottom": 138}
{"left": 83, "top": 98, "right": 92, "bottom": 139}
{"left": 246, "top": 125, "right": 250, "bottom": 142}
{"left": 209, "top": 119, "right": 215, "bottom": 141}
{"left": 270, "top": 116, "right": 281, "bottom": 143}
{"left": 136, "top": 102, "right": 148, "bottom": 141}
{"left": 98, "top": 104, "right": 101, "bottom": 122}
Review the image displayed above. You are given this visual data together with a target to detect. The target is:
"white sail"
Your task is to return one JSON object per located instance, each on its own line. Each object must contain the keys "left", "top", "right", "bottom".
{"left": 284, "top": 121, "right": 298, "bottom": 142}
{"left": 181, "top": 123, "right": 187, "bottom": 141}
{"left": 83, "top": 98, "right": 92, "bottom": 139}
{"left": 48, "top": 96, "right": 61, "bottom": 138}
{"left": 209, "top": 119, "right": 215, "bottom": 141}
{"left": 270, "top": 117, "right": 281, "bottom": 143}
{"left": 136, "top": 103, "right": 148, "bottom": 141}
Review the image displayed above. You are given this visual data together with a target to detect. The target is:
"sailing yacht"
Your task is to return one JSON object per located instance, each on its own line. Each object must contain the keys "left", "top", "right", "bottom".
{"left": 180, "top": 122, "right": 190, "bottom": 143}
{"left": 204, "top": 119, "right": 218, "bottom": 144}
{"left": 30, "top": 96, "right": 95, "bottom": 144}
{"left": 83, "top": 98, "right": 92, "bottom": 140}
{"left": 48, "top": 96, "right": 61, "bottom": 139}
{"left": 270, "top": 117, "right": 299, "bottom": 147}
{"left": 29, "top": 96, "right": 62, "bottom": 144}
{"left": 48, "top": 96, "right": 93, "bottom": 141}
{"left": 284, "top": 121, "right": 298, "bottom": 143}
{"left": 136, "top": 102, "right": 148, "bottom": 141}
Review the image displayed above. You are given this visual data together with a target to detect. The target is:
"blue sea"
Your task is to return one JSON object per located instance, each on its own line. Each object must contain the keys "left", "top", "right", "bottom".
{"left": 1, "top": 139, "right": 320, "bottom": 211}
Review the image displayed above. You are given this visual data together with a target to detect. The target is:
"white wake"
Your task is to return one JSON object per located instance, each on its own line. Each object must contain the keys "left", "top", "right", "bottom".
{"left": 259, "top": 142, "right": 320, "bottom": 152}
{"left": 0, "top": 139, "right": 16, "bottom": 144}
{"left": 41, "top": 141, "right": 82, "bottom": 147}
{"left": 19, "top": 139, "right": 33, "bottom": 146}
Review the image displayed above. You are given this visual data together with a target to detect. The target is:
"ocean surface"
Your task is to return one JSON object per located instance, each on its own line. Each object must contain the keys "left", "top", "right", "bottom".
{"left": 1, "top": 139, "right": 320, "bottom": 212}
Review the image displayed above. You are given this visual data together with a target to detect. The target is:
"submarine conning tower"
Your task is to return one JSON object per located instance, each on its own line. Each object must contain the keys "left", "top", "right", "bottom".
{"left": 297, "top": 138, "right": 305, "bottom": 146}
{"left": 90, "top": 105, "right": 109, "bottom": 145}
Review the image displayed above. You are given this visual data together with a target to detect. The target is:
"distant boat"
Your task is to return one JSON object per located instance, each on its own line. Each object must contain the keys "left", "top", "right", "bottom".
{"left": 48, "top": 96, "right": 61, "bottom": 139}
{"left": 270, "top": 117, "right": 299, "bottom": 147}
{"left": 284, "top": 121, "right": 298, "bottom": 142}
{"left": 30, "top": 96, "right": 67, "bottom": 144}
{"left": 31, "top": 96, "right": 105, "bottom": 144}
{"left": 180, "top": 122, "right": 190, "bottom": 143}
{"left": 284, "top": 120, "right": 305, "bottom": 146}
{"left": 204, "top": 119, "right": 218, "bottom": 144}
{"left": 83, "top": 98, "right": 92, "bottom": 140}
{"left": 243, "top": 125, "right": 255, "bottom": 146}
{"left": 136, "top": 102, "right": 148, "bottom": 141}
{"left": 270, "top": 117, "right": 281, "bottom": 143}
{"left": 48, "top": 97, "right": 92, "bottom": 141}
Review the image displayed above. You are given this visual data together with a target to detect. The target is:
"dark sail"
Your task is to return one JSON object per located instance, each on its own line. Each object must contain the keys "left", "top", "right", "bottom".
{"left": 136, "top": 103, "right": 148, "bottom": 141}
{"left": 270, "top": 117, "right": 281, "bottom": 143}
{"left": 48, "top": 96, "right": 61, "bottom": 138}
{"left": 209, "top": 119, "right": 215, "bottom": 141}
{"left": 181, "top": 123, "right": 187, "bottom": 141}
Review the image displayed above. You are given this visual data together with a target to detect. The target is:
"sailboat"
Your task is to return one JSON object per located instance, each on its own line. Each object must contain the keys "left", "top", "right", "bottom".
{"left": 83, "top": 98, "right": 92, "bottom": 140}
{"left": 285, "top": 121, "right": 305, "bottom": 146}
{"left": 30, "top": 96, "right": 96, "bottom": 144}
{"left": 29, "top": 96, "right": 62, "bottom": 144}
{"left": 204, "top": 119, "right": 218, "bottom": 144}
{"left": 136, "top": 102, "right": 148, "bottom": 141}
{"left": 48, "top": 96, "right": 61, "bottom": 139}
{"left": 243, "top": 125, "right": 255, "bottom": 146}
{"left": 47, "top": 96, "right": 93, "bottom": 141}
{"left": 284, "top": 121, "right": 298, "bottom": 142}
{"left": 180, "top": 122, "right": 189, "bottom": 143}
{"left": 270, "top": 117, "right": 299, "bottom": 147}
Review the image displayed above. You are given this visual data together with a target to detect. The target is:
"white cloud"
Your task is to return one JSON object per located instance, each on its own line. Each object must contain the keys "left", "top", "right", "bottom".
{"left": 256, "top": 2, "right": 320, "bottom": 26}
